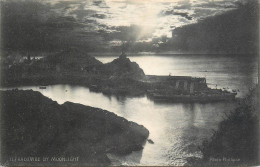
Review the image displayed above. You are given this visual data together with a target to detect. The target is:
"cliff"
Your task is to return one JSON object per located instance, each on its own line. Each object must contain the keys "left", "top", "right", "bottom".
{"left": 0, "top": 89, "right": 149, "bottom": 166}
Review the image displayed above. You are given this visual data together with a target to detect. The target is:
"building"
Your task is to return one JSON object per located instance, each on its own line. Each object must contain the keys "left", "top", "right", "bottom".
{"left": 146, "top": 75, "right": 207, "bottom": 94}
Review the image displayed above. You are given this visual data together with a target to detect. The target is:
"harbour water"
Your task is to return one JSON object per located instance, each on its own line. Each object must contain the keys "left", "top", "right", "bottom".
{"left": 4, "top": 54, "right": 258, "bottom": 165}
{"left": 95, "top": 54, "right": 258, "bottom": 98}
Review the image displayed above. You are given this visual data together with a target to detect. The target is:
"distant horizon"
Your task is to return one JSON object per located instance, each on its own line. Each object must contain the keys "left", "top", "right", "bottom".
{"left": 2, "top": 49, "right": 258, "bottom": 57}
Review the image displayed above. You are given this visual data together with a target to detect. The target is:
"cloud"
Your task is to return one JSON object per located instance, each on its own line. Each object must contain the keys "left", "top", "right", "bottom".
{"left": 2, "top": 0, "right": 250, "bottom": 53}
{"left": 99, "top": 24, "right": 153, "bottom": 42}
{"left": 174, "top": 12, "right": 192, "bottom": 20}
{"left": 160, "top": 10, "right": 193, "bottom": 20}
{"left": 45, "top": 16, "right": 84, "bottom": 29}
{"left": 46, "top": 0, "right": 242, "bottom": 39}
{"left": 70, "top": 9, "right": 96, "bottom": 20}
{"left": 170, "top": 0, "right": 258, "bottom": 54}
{"left": 194, "top": 1, "right": 237, "bottom": 9}
{"left": 1, "top": 0, "right": 108, "bottom": 52}
{"left": 91, "top": 13, "right": 107, "bottom": 19}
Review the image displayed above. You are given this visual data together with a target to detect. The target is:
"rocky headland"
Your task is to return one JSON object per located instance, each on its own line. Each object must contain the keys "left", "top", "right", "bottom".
{"left": 1, "top": 48, "right": 238, "bottom": 101}
{"left": 0, "top": 89, "right": 149, "bottom": 166}
{"left": 1, "top": 49, "right": 148, "bottom": 97}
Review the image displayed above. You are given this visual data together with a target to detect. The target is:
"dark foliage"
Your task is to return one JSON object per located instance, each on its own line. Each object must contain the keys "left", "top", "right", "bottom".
{"left": 197, "top": 86, "right": 259, "bottom": 166}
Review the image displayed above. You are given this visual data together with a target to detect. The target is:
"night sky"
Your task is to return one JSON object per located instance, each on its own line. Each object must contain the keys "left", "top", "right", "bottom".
{"left": 1, "top": 0, "right": 258, "bottom": 53}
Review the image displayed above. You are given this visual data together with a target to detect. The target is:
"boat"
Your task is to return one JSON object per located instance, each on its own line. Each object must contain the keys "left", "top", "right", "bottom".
{"left": 39, "top": 86, "right": 46, "bottom": 89}
{"left": 147, "top": 139, "right": 154, "bottom": 144}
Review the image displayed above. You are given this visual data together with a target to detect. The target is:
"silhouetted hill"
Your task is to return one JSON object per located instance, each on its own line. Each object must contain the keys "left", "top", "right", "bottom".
{"left": 44, "top": 48, "right": 103, "bottom": 71}
{"left": 104, "top": 55, "right": 145, "bottom": 79}
{"left": 0, "top": 89, "right": 149, "bottom": 166}
{"left": 170, "top": 1, "right": 258, "bottom": 54}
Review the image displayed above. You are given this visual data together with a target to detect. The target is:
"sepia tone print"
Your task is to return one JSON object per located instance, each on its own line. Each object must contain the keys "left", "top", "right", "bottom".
{"left": 0, "top": 0, "right": 259, "bottom": 166}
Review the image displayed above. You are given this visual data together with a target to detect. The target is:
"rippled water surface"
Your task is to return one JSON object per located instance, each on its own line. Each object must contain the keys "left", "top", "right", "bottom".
{"left": 5, "top": 54, "right": 258, "bottom": 166}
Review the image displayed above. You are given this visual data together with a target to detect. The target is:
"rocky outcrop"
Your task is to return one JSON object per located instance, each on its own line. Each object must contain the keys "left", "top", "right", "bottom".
{"left": 104, "top": 55, "right": 145, "bottom": 80}
{"left": 0, "top": 89, "right": 149, "bottom": 166}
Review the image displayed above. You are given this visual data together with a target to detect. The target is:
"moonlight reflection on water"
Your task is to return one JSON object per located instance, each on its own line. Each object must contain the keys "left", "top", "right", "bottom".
{"left": 7, "top": 84, "right": 236, "bottom": 165}
{"left": 3, "top": 54, "right": 257, "bottom": 165}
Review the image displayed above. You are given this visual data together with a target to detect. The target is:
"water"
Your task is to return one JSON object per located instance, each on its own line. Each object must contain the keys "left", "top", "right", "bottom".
{"left": 3, "top": 54, "right": 258, "bottom": 166}
{"left": 95, "top": 54, "right": 258, "bottom": 98}
{"left": 5, "top": 85, "right": 236, "bottom": 165}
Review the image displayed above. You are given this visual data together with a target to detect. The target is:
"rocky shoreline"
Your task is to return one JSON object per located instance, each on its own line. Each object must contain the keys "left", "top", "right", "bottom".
{"left": 0, "top": 89, "right": 149, "bottom": 166}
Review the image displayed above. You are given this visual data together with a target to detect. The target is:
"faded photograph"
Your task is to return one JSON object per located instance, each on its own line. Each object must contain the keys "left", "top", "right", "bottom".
{"left": 0, "top": 0, "right": 259, "bottom": 166}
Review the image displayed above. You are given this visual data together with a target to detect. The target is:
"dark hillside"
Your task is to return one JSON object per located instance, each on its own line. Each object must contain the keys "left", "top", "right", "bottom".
{"left": 44, "top": 48, "right": 103, "bottom": 71}
{"left": 0, "top": 89, "right": 149, "bottom": 166}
